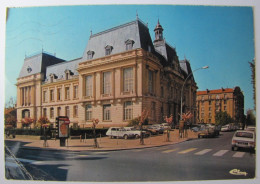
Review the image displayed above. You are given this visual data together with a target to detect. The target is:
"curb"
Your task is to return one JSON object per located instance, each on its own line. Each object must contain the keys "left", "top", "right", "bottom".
{"left": 11, "top": 138, "right": 195, "bottom": 152}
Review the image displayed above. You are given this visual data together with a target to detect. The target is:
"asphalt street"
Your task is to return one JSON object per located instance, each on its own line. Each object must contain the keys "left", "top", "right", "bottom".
{"left": 5, "top": 131, "right": 256, "bottom": 182}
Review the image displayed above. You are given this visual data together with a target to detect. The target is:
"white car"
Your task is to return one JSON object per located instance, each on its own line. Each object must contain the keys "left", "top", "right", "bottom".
{"left": 231, "top": 130, "right": 256, "bottom": 151}
{"left": 245, "top": 126, "right": 256, "bottom": 132}
{"left": 124, "top": 127, "right": 146, "bottom": 138}
{"left": 106, "top": 127, "right": 135, "bottom": 139}
{"left": 221, "top": 125, "right": 230, "bottom": 132}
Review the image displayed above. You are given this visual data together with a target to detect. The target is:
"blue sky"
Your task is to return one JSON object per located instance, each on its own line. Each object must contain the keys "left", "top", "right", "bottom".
{"left": 5, "top": 5, "right": 255, "bottom": 112}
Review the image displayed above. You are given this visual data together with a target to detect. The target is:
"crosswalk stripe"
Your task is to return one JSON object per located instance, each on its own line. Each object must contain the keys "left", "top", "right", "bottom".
{"left": 232, "top": 152, "right": 245, "bottom": 158}
{"left": 195, "top": 149, "right": 212, "bottom": 155}
{"left": 162, "top": 148, "right": 178, "bottom": 153}
{"left": 178, "top": 148, "right": 197, "bottom": 154}
{"left": 213, "top": 150, "right": 229, "bottom": 157}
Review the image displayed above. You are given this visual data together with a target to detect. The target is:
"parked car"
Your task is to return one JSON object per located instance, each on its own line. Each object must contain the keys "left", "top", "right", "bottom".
{"left": 106, "top": 127, "right": 135, "bottom": 139}
{"left": 245, "top": 126, "right": 256, "bottom": 132}
{"left": 149, "top": 125, "right": 164, "bottom": 134}
{"left": 231, "top": 130, "right": 256, "bottom": 151}
{"left": 221, "top": 124, "right": 231, "bottom": 132}
{"left": 197, "top": 125, "right": 215, "bottom": 138}
{"left": 161, "top": 123, "right": 171, "bottom": 130}
{"left": 124, "top": 127, "right": 148, "bottom": 138}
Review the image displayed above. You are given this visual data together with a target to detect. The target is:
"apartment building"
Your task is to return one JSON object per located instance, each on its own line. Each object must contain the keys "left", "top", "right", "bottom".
{"left": 196, "top": 87, "right": 244, "bottom": 124}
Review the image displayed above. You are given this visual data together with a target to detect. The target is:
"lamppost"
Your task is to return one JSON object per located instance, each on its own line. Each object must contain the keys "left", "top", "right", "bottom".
{"left": 180, "top": 66, "right": 209, "bottom": 120}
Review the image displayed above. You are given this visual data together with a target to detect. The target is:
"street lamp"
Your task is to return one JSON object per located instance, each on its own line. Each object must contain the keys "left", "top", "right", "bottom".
{"left": 180, "top": 66, "right": 209, "bottom": 120}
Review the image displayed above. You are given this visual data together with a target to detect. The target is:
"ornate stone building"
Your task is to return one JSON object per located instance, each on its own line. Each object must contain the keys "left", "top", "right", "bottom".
{"left": 196, "top": 87, "right": 244, "bottom": 124}
{"left": 16, "top": 18, "right": 198, "bottom": 128}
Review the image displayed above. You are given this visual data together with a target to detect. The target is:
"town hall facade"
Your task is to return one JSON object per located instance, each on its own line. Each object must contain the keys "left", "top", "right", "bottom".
{"left": 16, "top": 18, "right": 198, "bottom": 128}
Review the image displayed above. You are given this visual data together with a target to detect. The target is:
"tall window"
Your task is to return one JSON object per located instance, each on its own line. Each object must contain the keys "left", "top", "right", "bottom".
{"left": 73, "top": 85, "right": 78, "bottom": 99}
{"left": 50, "top": 89, "right": 54, "bottom": 101}
{"left": 148, "top": 70, "right": 154, "bottom": 93}
{"left": 161, "top": 86, "right": 164, "bottom": 98}
{"left": 57, "top": 88, "right": 61, "bottom": 101}
{"left": 103, "top": 104, "right": 111, "bottom": 121}
{"left": 103, "top": 72, "right": 111, "bottom": 95}
{"left": 57, "top": 107, "right": 61, "bottom": 116}
{"left": 86, "top": 104, "right": 92, "bottom": 121}
{"left": 151, "top": 102, "right": 156, "bottom": 120}
{"left": 86, "top": 75, "right": 93, "bottom": 97}
{"left": 65, "top": 106, "right": 70, "bottom": 117}
{"left": 65, "top": 87, "right": 70, "bottom": 100}
{"left": 43, "top": 91, "right": 47, "bottom": 102}
{"left": 43, "top": 108, "right": 47, "bottom": 117}
{"left": 124, "top": 101, "right": 133, "bottom": 120}
{"left": 50, "top": 107, "right": 54, "bottom": 119}
{"left": 123, "top": 68, "right": 133, "bottom": 92}
{"left": 73, "top": 105, "right": 78, "bottom": 117}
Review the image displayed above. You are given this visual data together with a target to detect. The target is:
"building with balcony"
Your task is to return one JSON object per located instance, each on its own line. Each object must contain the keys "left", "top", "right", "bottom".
{"left": 196, "top": 87, "right": 244, "bottom": 124}
{"left": 16, "top": 18, "right": 198, "bottom": 128}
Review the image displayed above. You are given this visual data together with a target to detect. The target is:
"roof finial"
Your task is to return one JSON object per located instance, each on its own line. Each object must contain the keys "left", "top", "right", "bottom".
{"left": 90, "top": 30, "right": 92, "bottom": 36}
{"left": 136, "top": 10, "right": 138, "bottom": 20}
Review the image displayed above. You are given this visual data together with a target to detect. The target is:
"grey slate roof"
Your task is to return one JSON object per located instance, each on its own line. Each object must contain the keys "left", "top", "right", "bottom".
{"left": 18, "top": 53, "right": 65, "bottom": 78}
{"left": 180, "top": 59, "right": 194, "bottom": 81}
{"left": 82, "top": 19, "right": 157, "bottom": 61}
{"left": 45, "top": 57, "right": 82, "bottom": 81}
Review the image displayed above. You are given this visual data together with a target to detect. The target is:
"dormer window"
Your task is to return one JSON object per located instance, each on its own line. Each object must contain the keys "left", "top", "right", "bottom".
{"left": 125, "top": 39, "right": 135, "bottom": 51}
{"left": 49, "top": 73, "right": 56, "bottom": 83}
{"left": 105, "top": 45, "right": 113, "bottom": 56}
{"left": 64, "top": 69, "right": 71, "bottom": 80}
{"left": 87, "top": 50, "right": 95, "bottom": 60}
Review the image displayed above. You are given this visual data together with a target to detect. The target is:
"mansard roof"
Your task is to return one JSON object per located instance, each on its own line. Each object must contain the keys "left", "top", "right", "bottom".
{"left": 45, "top": 57, "right": 82, "bottom": 81}
{"left": 82, "top": 19, "right": 157, "bottom": 61}
{"left": 18, "top": 52, "right": 65, "bottom": 78}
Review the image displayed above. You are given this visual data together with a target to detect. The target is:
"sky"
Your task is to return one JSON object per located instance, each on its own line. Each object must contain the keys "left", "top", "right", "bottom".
{"left": 5, "top": 5, "right": 255, "bottom": 112}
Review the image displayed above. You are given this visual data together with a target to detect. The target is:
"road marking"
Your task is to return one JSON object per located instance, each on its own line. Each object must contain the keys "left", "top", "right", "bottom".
{"left": 92, "top": 152, "right": 109, "bottom": 154}
{"left": 78, "top": 155, "right": 89, "bottom": 157}
{"left": 213, "top": 150, "right": 229, "bottom": 157}
{"left": 178, "top": 148, "right": 197, "bottom": 154}
{"left": 232, "top": 152, "right": 245, "bottom": 158}
{"left": 162, "top": 148, "right": 178, "bottom": 153}
{"left": 195, "top": 149, "right": 212, "bottom": 155}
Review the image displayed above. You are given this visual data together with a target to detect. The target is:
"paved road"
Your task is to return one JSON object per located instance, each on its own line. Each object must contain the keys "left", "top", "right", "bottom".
{"left": 5, "top": 132, "right": 256, "bottom": 182}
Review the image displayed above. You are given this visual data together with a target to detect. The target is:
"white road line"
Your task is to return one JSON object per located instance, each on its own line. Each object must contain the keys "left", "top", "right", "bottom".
{"left": 232, "top": 152, "right": 245, "bottom": 158}
{"left": 195, "top": 149, "right": 212, "bottom": 155}
{"left": 162, "top": 148, "right": 178, "bottom": 153}
{"left": 213, "top": 150, "right": 229, "bottom": 157}
{"left": 178, "top": 148, "right": 197, "bottom": 154}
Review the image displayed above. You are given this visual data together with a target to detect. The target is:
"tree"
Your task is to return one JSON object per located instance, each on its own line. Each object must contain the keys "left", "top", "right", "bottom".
{"left": 164, "top": 114, "right": 173, "bottom": 142}
{"left": 21, "top": 117, "right": 35, "bottom": 128}
{"left": 215, "top": 111, "right": 233, "bottom": 126}
{"left": 92, "top": 118, "right": 99, "bottom": 148}
{"left": 138, "top": 109, "right": 149, "bottom": 145}
{"left": 245, "top": 109, "right": 256, "bottom": 127}
{"left": 36, "top": 117, "right": 51, "bottom": 128}
{"left": 249, "top": 59, "right": 255, "bottom": 111}
{"left": 5, "top": 108, "right": 17, "bottom": 128}
{"left": 5, "top": 96, "right": 16, "bottom": 108}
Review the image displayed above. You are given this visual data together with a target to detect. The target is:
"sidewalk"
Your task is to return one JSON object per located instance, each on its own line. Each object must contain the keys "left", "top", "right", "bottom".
{"left": 5, "top": 130, "right": 198, "bottom": 151}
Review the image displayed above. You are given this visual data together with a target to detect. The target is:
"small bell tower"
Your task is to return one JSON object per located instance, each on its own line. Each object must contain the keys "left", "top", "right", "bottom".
{"left": 154, "top": 19, "right": 164, "bottom": 43}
